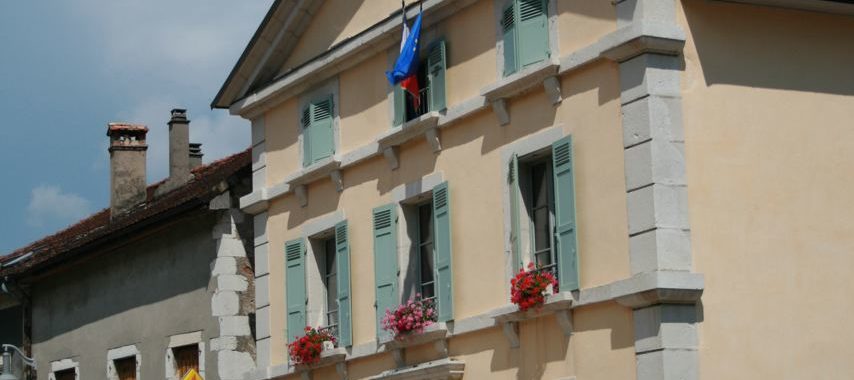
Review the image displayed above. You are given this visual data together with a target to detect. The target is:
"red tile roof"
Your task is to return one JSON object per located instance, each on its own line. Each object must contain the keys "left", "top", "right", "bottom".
{"left": 0, "top": 148, "right": 251, "bottom": 277}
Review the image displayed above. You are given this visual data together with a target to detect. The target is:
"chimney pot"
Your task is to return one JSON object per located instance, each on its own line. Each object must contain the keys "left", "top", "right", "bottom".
{"left": 189, "top": 143, "right": 204, "bottom": 169}
{"left": 107, "top": 123, "right": 148, "bottom": 217}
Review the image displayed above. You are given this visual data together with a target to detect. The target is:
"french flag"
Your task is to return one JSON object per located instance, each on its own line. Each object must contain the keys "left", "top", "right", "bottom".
{"left": 385, "top": 6, "right": 422, "bottom": 110}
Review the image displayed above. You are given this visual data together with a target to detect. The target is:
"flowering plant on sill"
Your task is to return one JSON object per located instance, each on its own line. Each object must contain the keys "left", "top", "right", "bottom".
{"left": 288, "top": 326, "right": 336, "bottom": 366}
{"left": 381, "top": 294, "right": 438, "bottom": 338}
{"left": 510, "top": 263, "right": 559, "bottom": 312}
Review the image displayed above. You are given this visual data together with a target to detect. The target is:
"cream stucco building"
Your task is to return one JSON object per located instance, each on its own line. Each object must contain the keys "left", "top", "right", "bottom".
{"left": 213, "top": 0, "right": 854, "bottom": 379}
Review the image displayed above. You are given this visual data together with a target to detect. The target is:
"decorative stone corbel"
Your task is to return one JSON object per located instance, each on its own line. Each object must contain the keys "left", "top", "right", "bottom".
{"left": 491, "top": 99, "right": 510, "bottom": 126}
{"left": 301, "top": 371, "right": 312, "bottom": 380}
{"left": 555, "top": 309, "right": 573, "bottom": 337}
{"left": 543, "top": 76, "right": 563, "bottom": 105}
{"left": 295, "top": 184, "right": 308, "bottom": 207}
{"left": 336, "top": 362, "right": 348, "bottom": 380}
{"left": 392, "top": 348, "right": 406, "bottom": 368}
{"left": 383, "top": 146, "right": 400, "bottom": 170}
{"left": 502, "top": 321, "right": 520, "bottom": 348}
{"left": 330, "top": 169, "right": 343, "bottom": 192}
{"left": 434, "top": 338, "right": 449, "bottom": 357}
{"left": 425, "top": 128, "right": 442, "bottom": 153}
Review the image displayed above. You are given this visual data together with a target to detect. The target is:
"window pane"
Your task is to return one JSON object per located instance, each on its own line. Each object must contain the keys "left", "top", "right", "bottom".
{"left": 115, "top": 357, "right": 136, "bottom": 380}
{"left": 325, "top": 238, "right": 338, "bottom": 324}
{"left": 419, "top": 203, "right": 433, "bottom": 244}
{"left": 55, "top": 369, "right": 76, "bottom": 380}
{"left": 173, "top": 344, "right": 199, "bottom": 379}
{"left": 420, "top": 243, "right": 435, "bottom": 299}
{"left": 533, "top": 206, "right": 551, "bottom": 252}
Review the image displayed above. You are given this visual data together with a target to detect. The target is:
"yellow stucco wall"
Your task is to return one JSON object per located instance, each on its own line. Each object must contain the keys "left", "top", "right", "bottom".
{"left": 679, "top": 0, "right": 854, "bottom": 378}
{"left": 258, "top": 0, "right": 633, "bottom": 377}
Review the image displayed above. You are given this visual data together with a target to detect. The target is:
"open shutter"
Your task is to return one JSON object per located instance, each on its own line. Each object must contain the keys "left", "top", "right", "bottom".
{"left": 301, "top": 107, "right": 312, "bottom": 167}
{"left": 432, "top": 182, "right": 453, "bottom": 322}
{"left": 427, "top": 40, "right": 447, "bottom": 112}
{"left": 517, "top": 0, "right": 549, "bottom": 68}
{"left": 310, "top": 97, "right": 335, "bottom": 163}
{"left": 285, "top": 239, "right": 307, "bottom": 343}
{"left": 393, "top": 84, "right": 406, "bottom": 127}
{"left": 335, "top": 221, "right": 353, "bottom": 347}
{"left": 508, "top": 154, "right": 522, "bottom": 272}
{"left": 373, "top": 204, "right": 399, "bottom": 339}
{"left": 552, "top": 136, "right": 579, "bottom": 291}
{"left": 502, "top": 4, "right": 518, "bottom": 76}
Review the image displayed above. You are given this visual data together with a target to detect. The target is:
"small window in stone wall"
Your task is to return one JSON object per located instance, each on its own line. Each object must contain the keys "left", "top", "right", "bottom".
{"left": 114, "top": 357, "right": 136, "bottom": 380}
{"left": 173, "top": 344, "right": 199, "bottom": 379}
{"left": 54, "top": 369, "right": 76, "bottom": 380}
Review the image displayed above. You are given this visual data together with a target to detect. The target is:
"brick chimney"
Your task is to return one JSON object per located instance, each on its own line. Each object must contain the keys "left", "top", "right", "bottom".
{"left": 189, "top": 143, "right": 203, "bottom": 169}
{"left": 107, "top": 123, "right": 148, "bottom": 217}
{"left": 168, "top": 108, "right": 192, "bottom": 184}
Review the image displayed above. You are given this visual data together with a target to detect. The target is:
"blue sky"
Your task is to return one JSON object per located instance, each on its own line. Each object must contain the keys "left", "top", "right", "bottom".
{"left": 0, "top": 1, "right": 273, "bottom": 254}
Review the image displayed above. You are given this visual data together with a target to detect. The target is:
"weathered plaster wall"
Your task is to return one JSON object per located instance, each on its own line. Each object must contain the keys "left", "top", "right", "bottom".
{"left": 679, "top": 0, "right": 854, "bottom": 378}
{"left": 31, "top": 213, "right": 222, "bottom": 380}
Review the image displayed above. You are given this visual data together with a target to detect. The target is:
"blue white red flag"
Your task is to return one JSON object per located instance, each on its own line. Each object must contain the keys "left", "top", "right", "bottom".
{"left": 386, "top": 7, "right": 422, "bottom": 109}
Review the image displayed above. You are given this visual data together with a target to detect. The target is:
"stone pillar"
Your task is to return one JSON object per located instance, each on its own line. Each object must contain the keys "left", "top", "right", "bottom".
{"left": 168, "top": 109, "right": 191, "bottom": 184}
{"left": 107, "top": 123, "right": 148, "bottom": 217}
{"left": 616, "top": 1, "right": 700, "bottom": 379}
{"left": 210, "top": 196, "right": 256, "bottom": 380}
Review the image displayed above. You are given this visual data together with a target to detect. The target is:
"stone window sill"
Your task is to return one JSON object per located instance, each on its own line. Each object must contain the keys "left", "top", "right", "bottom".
{"left": 366, "top": 358, "right": 465, "bottom": 380}
{"left": 378, "top": 112, "right": 442, "bottom": 169}
{"left": 379, "top": 322, "right": 450, "bottom": 368}
{"left": 480, "top": 60, "right": 562, "bottom": 125}
{"left": 294, "top": 347, "right": 348, "bottom": 379}
{"left": 489, "top": 291, "right": 574, "bottom": 348}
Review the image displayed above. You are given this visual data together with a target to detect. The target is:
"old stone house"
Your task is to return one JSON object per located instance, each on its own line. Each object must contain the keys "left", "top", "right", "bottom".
{"left": 0, "top": 110, "right": 256, "bottom": 380}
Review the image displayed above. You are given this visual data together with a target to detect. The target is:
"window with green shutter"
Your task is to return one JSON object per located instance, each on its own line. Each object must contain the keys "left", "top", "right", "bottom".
{"left": 373, "top": 205, "right": 399, "bottom": 339}
{"left": 392, "top": 40, "right": 448, "bottom": 126}
{"left": 551, "top": 136, "right": 579, "bottom": 291}
{"left": 302, "top": 96, "right": 335, "bottom": 166}
{"left": 502, "top": 0, "right": 550, "bottom": 77}
{"left": 431, "top": 182, "right": 453, "bottom": 322}
{"left": 334, "top": 221, "right": 353, "bottom": 347}
{"left": 285, "top": 239, "right": 307, "bottom": 343}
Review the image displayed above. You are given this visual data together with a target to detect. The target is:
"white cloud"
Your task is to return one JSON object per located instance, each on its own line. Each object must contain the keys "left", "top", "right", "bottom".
{"left": 26, "top": 185, "right": 92, "bottom": 228}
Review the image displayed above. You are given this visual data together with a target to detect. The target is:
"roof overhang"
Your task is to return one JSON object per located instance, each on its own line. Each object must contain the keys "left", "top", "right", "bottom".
{"left": 717, "top": 0, "right": 854, "bottom": 15}
{"left": 212, "top": 0, "right": 326, "bottom": 110}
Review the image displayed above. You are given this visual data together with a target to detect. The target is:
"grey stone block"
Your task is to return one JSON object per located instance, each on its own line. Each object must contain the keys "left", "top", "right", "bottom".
{"left": 212, "top": 291, "right": 240, "bottom": 316}
{"left": 619, "top": 54, "right": 681, "bottom": 105}
{"left": 626, "top": 184, "right": 690, "bottom": 235}
{"left": 255, "top": 274, "right": 270, "bottom": 308}
{"left": 630, "top": 228, "right": 692, "bottom": 273}
{"left": 252, "top": 166, "right": 267, "bottom": 193}
{"left": 217, "top": 350, "right": 255, "bottom": 380}
{"left": 217, "top": 275, "right": 249, "bottom": 292}
{"left": 217, "top": 237, "right": 248, "bottom": 258}
{"left": 219, "top": 316, "right": 251, "bottom": 336}
{"left": 255, "top": 242, "right": 269, "bottom": 277}
{"left": 624, "top": 139, "right": 686, "bottom": 191}
{"left": 617, "top": 0, "right": 677, "bottom": 28}
{"left": 256, "top": 305, "right": 271, "bottom": 340}
{"left": 253, "top": 212, "right": 269, "bottom": 245}
{"left": 636, "top": 348, "right": 698, "bottom": 380}
{"left": 251, "top": 117, "right": 265, "bottom": 146}
{"left": 212, "top": 257, "right": 237, "bottom": 276}
{"left": 210, "top": 336, "right": 238, "bottom": 352}
{"left": 256, "top": 337, "right": 272, "bottom": 370}
{"left": 622, "top": 95, "right": 684, "bottom": 148}
{"left": 634, "top": 304, "right": 698, "bottom": 353}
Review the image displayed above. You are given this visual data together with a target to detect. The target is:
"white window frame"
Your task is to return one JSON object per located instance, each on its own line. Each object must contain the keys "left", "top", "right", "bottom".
{"left": 107, "top": 344, "right": 141, "bottom": 380}
{"left": 49, "top": 358, "right": 79, "bottom": 380}
{"left": 492, "top": 0, "right": 560, "bottom": 77}
{"left": 501, "top": 125, "right": 565, "bottom": 292}
{"left": 164, "top": 331, "right": 205, "bottom": 380}
{"left": 298, "top": 78, "right": 341, "bottom": 168}
{"left": 301, "top": 211, "right": 346, "bottom": 340}
{"left": 391, "top": 171, "right": 445, "bottom": 303}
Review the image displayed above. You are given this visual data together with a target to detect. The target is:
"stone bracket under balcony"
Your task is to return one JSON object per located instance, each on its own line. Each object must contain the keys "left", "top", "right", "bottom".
{"left": 366, "top": 358, "right": 465, "bottom": 380}
{"left": 286, "top": 157, "right": 343, "bottom": 206}
{"left": 480, "top": 60, "right": 561, "bottom": 126}
{"left": 490, "top": 292, "right": 575, "bottom": 348}
{"left": 295, "top": 347, "right": 348, "bottom": 380}
{"left": 379, "top": 322, "right": 450, "bottom": 368}
{"left": 378, "top": 112, "right": 442, "bottom": 170}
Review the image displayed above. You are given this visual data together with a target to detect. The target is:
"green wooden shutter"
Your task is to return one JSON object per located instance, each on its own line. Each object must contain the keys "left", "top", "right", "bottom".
{"left": 502, "top": 4, "right": 518, "bottom": 76}
{"left": 372, "top": 204, "right": 399, "bottom": 339}
{"left": 393, "top": 84, "right": 405, "bottom": 127}
{"left": 335, "top": 221, "right": 353, "bottom": 347}
{"left": 285, "top": 239, "right": 307, "bottom": 343}
{"left": 310, "top": 97, "right": 335, "bottom": 164}
{"left": 508, "top": 154, "right": 522, "bottom": 272}
{"left": 432, "top": 182, "right": 453, "bottom": 322}
{"left": 427, "top": 40, "right": 447, "bottom": 112}
{"left": 552, "top": 136, "right": 579, "bottom": 291}
{"left": 517, "top": 0, "right": 549, "bottom": 69}
{"left": 301, "top": 107, "right": 312, "bottom": 167}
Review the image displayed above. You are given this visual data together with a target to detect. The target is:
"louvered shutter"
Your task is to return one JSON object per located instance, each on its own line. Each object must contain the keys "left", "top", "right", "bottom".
{"left": 311, "top": 97, "right": 335, "bottom": 163}
{"left": 393, "top": 83, "right": 406, "bottom": 127}
{"left": 427, "top": 40, "right": 447, "bottom": 112}
{"left": 432, "top": 182, "right": 453, "bottom": 322}
{"left": 502, "top": 4, "right": 518, "bottom": 76}
{"left": 301, "top": 107, "right": 312, "bottom": 166}
{"left": 285, "top": 239, "right": 307, "bottom": 343}
{"left": 372, "top": 205, "right": 399, "bottom": 339}
{"left": 517, "top": 0, "right": 550, "bottom": 68}
{"left": 508, "top": 154, "right": 522, "bottom": 272}
{"left": 335, "top": 221, "right": 353, "bottom": 347}
{"left": 552, "top": 136, "right": 579, "bottom": 291}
